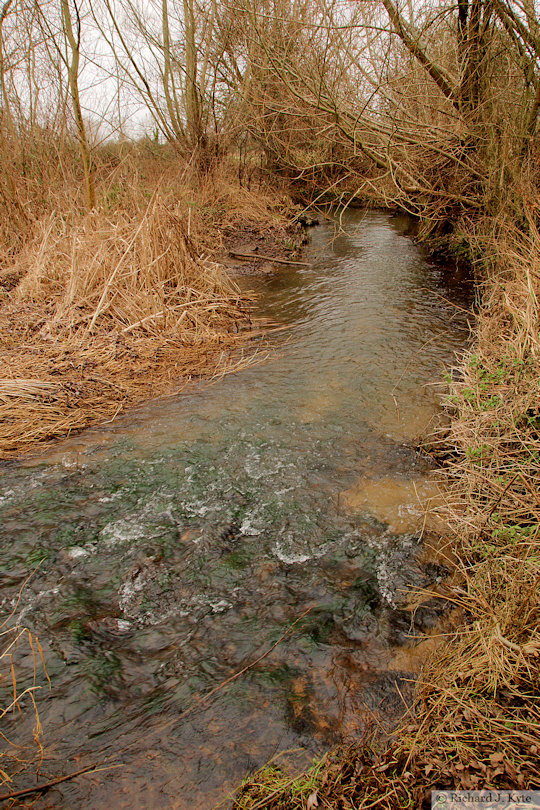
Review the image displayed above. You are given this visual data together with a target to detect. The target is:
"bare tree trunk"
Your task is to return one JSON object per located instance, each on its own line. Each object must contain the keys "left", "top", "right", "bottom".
{"left": 183, "top": 0, "right": 202, "bottom": 149}
{"left": 460, "top": 0, "right": 483, "bottom": 117}
{"left": 379, "top": 0, "right": 458, "bottom": 109}
{"left": 60, "top": 0, "right": 95, "bottom": 211}
{"left": 526, "top": 78, "right": 540, "bottom": 136}
{"left": 0, "top": 0, "right": 15, "bottom": 129}
{"left": 162, "top": 0, "right": 184, "bottom": 141}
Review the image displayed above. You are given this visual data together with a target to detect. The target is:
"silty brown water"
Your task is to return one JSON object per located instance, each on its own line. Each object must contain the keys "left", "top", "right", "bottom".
{"left": 0, "top": 210, "right": 471, "bottom": 808}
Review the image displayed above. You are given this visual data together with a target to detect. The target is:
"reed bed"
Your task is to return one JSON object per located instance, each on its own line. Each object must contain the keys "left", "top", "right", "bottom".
{"left": 0, "top": 189, "right": 266, "bottom": 458}
{"left": 0, "top": 134, "right": 303, "bottom": 459}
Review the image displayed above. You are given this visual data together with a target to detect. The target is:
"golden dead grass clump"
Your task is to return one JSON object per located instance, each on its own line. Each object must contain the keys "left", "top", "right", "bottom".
{"left": 0, "top": 131, "right": 300, "bottom": 459}
{"left": 0, "top": 171, "right": 292, "bottom": 458}
{"left": 407, "top": 216, "right": 540, "bottom": 789}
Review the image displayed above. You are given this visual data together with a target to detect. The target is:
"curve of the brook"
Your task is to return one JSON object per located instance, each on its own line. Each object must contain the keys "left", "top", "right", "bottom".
{"left": 0, "top": 209, "right": 472, "bottom": 809}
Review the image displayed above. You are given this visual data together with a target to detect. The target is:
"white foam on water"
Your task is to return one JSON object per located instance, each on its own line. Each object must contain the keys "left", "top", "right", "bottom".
{"left": 117, "top": 576, "right": 236, "bottom": 626}
{"left": 66, "top": 546, "right": 92, "bottom": 559}
{"left": 190, "top": 594, "right": 234, "bottom": 613}
{"left": 0, "top": 489, "right": 15, "bottom": 506}
{"left": 274, "top": 546, "right": 312, "bottom": 564}
{"left": 61, "top": 454, "right": 86, "bottom": 470}
{"left": 118, "top": 572, "right": 146, "bottom": 612}
{"left": 366, "top": 532, "right": 419, "bottom": 607}
{"left": 101, "top": 518, "right": 147, "bottom": 548}
{"left": 272, "top": 532, "right": 332, "bottom": 565}
{"left": 99, "top": 489, "right": 176, "bottom": 548}
{"left": 243, "top": 448, "right": 287, "bottom": 481}
{"left": 17, "top": 586, "right": 60, "bottom": 623}
{"left": 275, "top": 486, "right": 294, "bottom": 499}
{"left": 98, "top": 490, "right": 127, "bottom": 504}
{"left": 0, "top": 470, "right": 49, "bottom": 507}
{"left": 240, "top": 514, "right": 264, "bottom": 536}
{"left": 209, "top": 598, "right": 232, "bottom": 613}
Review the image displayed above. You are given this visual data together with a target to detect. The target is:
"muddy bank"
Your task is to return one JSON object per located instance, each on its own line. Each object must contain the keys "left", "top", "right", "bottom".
{"left": 220, "top": 213, "right": 311, "bottom": 276}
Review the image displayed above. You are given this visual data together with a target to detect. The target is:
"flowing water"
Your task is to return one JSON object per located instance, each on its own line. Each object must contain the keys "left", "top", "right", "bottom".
{"left": 0, "top": 210, "right": 471, "bottom": 808}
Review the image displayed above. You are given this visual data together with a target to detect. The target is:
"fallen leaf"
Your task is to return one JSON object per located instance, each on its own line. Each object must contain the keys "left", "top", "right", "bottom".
{"left": 469, "top": 760, "right": 485, "bottom": 772}
{"left": 306, "top": 791, "right": 319, "bottom": 809}
{"left": 504, "top": 760, "right": 518, "bottom": 781}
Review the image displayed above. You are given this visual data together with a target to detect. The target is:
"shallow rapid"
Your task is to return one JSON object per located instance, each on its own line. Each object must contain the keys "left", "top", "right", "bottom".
{"left": 0, "top": 210, "right": 471, "bottom": 808}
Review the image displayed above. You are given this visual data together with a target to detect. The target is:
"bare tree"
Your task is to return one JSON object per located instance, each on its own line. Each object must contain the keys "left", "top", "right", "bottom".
{"left": 60, "top": 0, "right": 95, "bottom": 208}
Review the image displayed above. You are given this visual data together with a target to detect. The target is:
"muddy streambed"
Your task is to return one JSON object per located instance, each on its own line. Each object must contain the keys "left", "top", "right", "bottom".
{"left": 0, "top": 210, "right": 471, "bottom": 808}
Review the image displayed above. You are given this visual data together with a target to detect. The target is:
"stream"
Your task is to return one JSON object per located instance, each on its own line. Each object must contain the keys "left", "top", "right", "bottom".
{"left": 0, "top": 210, "right": 471, "bottom": 808}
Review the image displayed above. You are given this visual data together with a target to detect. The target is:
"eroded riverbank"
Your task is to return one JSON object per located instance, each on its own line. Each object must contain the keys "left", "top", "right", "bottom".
{"left": 0, "top": 210, "right": 472, "bottom": 807}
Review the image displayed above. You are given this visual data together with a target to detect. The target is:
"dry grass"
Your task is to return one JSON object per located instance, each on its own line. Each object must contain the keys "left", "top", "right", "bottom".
{"left": 0, "top": 610, "right": 48, "bottom": 796}
{"left": 0, "top": 147, "right": 297, "bottom": 459}
{"left": 0, "top": 199, "right": 252, "bottom": 458}
{"left": 407, "top": 214, "right": 540, "bottom": 789}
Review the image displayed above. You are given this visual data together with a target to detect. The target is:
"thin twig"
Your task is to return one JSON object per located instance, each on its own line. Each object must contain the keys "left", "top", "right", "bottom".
{"left": 229, "top": 251, "right": 310, "bottom": 267}
{"left": 177, "top": 606, "right": 313, "bottom": 722}
{"left": 0, "top": 763, "right": 122, "bottom": 802}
